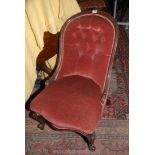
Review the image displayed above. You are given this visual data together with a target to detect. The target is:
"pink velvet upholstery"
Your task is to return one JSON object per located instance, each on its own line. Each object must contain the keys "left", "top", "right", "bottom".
{"left": 56, "top": 14, "right": 115, "bottom": 91}
{"left": 31, "top": 75, "right": 103, "bottom": 133}
{"left": 30, "top": 13, "right": 117, "bottom": 134}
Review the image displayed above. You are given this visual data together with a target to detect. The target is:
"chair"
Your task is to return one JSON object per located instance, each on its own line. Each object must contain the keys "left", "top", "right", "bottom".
{"left": 29, "top": 12, "right": 119, "bottom": 151}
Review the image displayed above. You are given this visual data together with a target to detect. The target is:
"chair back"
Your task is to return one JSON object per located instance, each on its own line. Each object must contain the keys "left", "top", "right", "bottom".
{"left": 54, "top": 12, "right": 118, "bottom": 92}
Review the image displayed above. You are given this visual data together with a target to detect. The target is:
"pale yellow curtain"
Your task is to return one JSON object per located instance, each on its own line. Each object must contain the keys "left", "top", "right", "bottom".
{"left": 25, "top": 0, "right": 81, "bottom": 101}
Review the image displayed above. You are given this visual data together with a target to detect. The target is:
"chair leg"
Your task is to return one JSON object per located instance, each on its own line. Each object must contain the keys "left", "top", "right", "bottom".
{"left": 83, "top": 131, "right": 96, "bottom": 151}
{"left": 29, "top": 111, "right": 96, "bottom": 151}
{"left": 29, "top": 111, "right": 45, "bottom": 130}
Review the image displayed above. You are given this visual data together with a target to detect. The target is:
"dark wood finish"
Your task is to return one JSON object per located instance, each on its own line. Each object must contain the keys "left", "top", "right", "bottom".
{"left": 36, "top": 32, "right": 60, "bottom": 75}
{"left": 29, "top": 111, "right": 96, "bottom": 151}
{"left": 36, "top": 32, "right": 59, "bottom": 64}
{"left": 77, "top": 0, "right": 107, "bottom": 11}
{"left": 29, "top": 111, "right": 46, "bottom": 130}
{"left": 36, "top": 62, "right": 52, "bottom": 75}
{"left": 84, "top": 132, "right": 96, "bottom": 151}
{"left": 29, "top": 12, "right": 119, "bottom": 151}
{"left": 99, "top": 13, "right": 119, "bottom": 103}
{"left": 117, "top": 0, "right": 129, "bottom": 21}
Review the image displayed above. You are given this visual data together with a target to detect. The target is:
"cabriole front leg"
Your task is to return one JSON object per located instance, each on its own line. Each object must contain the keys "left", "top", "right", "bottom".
{"left": 84, "top": 131, "right": 96, "bottom": 151}
{"left": 29, "top": 111, "right": 45, "bottom": 130}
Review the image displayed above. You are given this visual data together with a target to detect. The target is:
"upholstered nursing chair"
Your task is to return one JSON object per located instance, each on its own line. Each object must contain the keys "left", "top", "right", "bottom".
{"left": 29, "top": 12, "right": 118, "bottom": 151}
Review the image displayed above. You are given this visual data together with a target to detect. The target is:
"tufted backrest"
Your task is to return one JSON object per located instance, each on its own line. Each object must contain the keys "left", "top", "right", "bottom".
{"left": 55, "top": 13, "right": 118, "bottom": 92}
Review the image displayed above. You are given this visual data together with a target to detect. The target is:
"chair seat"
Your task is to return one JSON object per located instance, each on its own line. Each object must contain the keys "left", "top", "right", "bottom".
{"left": 31, "top": 75, "right": 103, "bottom": 134}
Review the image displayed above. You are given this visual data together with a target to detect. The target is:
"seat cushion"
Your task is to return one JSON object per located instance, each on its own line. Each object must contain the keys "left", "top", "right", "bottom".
{"left": 31, "top": 75, "right": 103, "bottom": 134}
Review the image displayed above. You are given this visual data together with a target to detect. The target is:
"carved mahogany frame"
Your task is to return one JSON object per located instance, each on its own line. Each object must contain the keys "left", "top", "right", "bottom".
{"left": 29, "top": 111, "right": 96, "bottom": 151}
{"left": 28, "top": 12, "right": 119, "bottom": 151}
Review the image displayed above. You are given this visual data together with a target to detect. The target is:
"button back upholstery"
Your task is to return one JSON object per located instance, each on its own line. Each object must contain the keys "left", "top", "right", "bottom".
{"left": 55, "top": 13, "right": 116, "bottom": 92}
{"left": 30, "top": 12, "right": 118, "bottom": 150}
